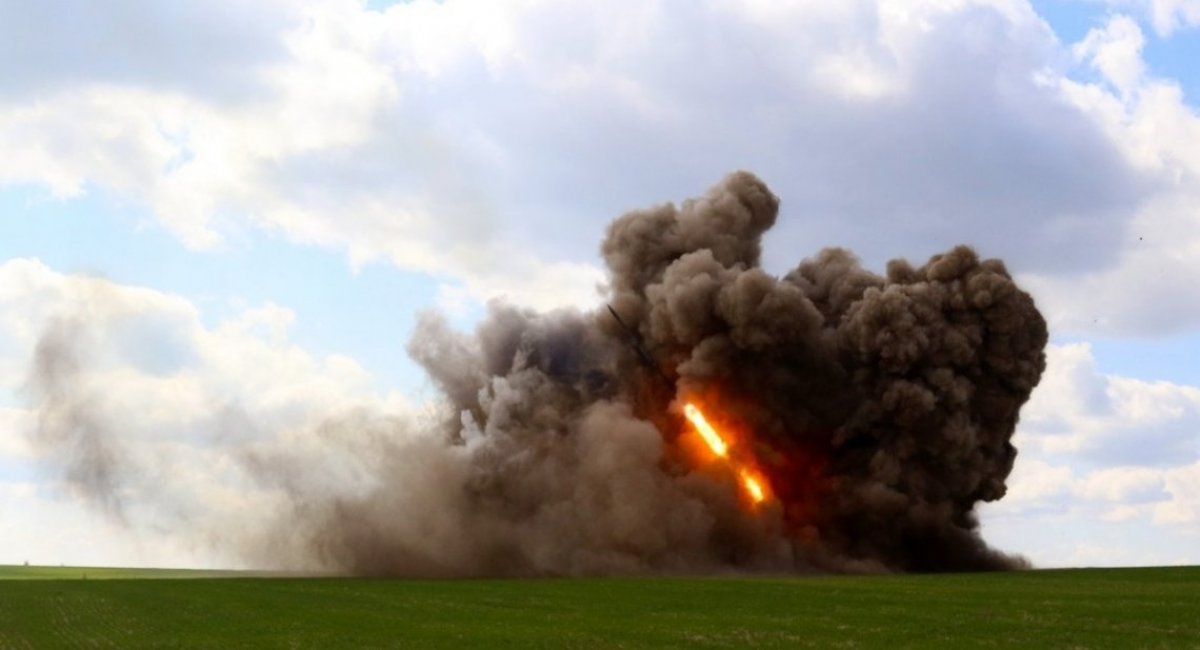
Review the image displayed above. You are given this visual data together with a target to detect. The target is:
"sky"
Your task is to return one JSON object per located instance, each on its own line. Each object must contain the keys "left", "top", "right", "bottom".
{"left": 1, "top": 0, "right": 1198, "bottom": 569}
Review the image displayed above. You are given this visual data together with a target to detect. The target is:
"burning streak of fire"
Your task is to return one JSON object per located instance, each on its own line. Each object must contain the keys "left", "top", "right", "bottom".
{"left": 739, "top": 470, "right": 765, "bottom": 503}
{"left": 683, "top": 403, "right": 728, "bottom": 457}
{"left": 683, "top": 402, "right": 768, "bottom": 505}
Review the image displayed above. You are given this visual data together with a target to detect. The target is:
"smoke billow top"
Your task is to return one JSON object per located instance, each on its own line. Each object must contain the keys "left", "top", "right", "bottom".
{"left": 28, "top": 172, "right": 1047, "bottom": 575}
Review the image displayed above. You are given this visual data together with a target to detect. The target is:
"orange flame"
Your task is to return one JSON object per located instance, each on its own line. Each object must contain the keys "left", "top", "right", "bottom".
{"left": 740, "top": 470, "right": 766, "bottom": 504}
{"left": 683, "top": 401, "right": 769, "bottom": 505}
{"left": 683, "top": 403, "right": 728, "bottom": 457}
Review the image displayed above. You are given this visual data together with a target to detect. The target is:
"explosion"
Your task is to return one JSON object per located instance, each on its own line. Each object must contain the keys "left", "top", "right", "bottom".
{"left": 29, "top": 171, "right": 1047, "bottom": 576}
{"left": 683, "top": 402, "right": 768, "bottom": 505}
{"left": 396, "top": 169, "right": 1046, "bottom": 575}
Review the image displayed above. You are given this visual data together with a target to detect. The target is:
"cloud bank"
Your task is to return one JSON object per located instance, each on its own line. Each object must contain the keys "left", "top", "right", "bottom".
{"left": 1, "top": 0, "right": 1197, "bottom": 329}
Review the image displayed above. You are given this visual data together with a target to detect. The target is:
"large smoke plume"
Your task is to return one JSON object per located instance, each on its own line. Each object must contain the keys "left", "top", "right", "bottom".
{"left": 27, "top": 172, "right": 1047, "bottom": 575}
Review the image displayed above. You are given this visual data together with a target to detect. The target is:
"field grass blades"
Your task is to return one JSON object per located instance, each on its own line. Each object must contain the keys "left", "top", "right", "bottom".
{"left": 0, "top": 566, "right": 1195, "bottom": 648}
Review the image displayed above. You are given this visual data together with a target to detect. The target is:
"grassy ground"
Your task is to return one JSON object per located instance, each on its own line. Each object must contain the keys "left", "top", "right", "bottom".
{"left": 0, "top": 566, "right": 1195, "bottom": 648}
{"left": 0, "top": 565, "right": 249, "bottom": 580}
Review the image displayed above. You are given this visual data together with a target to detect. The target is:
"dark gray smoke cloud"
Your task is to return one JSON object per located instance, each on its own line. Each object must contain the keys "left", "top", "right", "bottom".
{"left": 27, "top": 172, "right": 1046, "bottom": 575}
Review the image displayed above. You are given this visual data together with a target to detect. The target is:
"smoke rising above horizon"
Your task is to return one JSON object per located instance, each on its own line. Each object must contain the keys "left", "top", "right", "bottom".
{"left": 26, "top": 171, "right": 1047, "bottom": 575}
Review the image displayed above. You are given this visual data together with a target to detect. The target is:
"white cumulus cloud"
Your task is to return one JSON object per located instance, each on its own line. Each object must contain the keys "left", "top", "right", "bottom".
{"left": 6, "top": 0, "right": 1197, "bottom": 326}
{"left": 981, "top": 342, "right": 1200, "bottom": 565}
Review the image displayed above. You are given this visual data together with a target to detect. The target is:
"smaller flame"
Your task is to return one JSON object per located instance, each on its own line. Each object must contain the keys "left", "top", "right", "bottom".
{"left": 684, "top": 403, "right": 728, "bottom": 457}
{"left": 739, "top": 470, "right": 766, "bottom": 504}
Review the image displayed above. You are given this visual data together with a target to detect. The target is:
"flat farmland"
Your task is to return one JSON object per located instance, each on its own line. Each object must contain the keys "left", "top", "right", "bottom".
{"left": 0, "top": 566, "right": 1195, "bottom": 648}
{"left": 0, "top": 565, "right": 252, "bottom": 581}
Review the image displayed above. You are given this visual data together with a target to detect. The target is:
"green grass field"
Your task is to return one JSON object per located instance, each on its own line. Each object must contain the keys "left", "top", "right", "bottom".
{"left": 0, "top": 565, "right": 252, "bottom": 581}
{"left": 0, "top": 566, "right": 1195, "bottom": 648}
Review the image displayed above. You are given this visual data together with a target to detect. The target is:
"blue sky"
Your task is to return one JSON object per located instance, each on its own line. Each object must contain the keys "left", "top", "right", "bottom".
{"left": 0, "top": 185, "right": 439, "bottom": 395}
{"left": 1, "top": 0, "right": 1198, "bottom": 569}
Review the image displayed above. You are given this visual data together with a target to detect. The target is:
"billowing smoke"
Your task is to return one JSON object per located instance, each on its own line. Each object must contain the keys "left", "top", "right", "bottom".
{"left": 27, "top": 318, "right": 128, "bottom": 522}
{"left": 26, "top": 172, "right": 1046, "bottom": 575}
